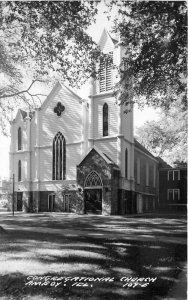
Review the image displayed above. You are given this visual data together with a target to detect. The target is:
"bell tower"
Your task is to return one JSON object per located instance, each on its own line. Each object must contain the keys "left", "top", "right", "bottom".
{"left": 88, "top": 28, "right": 134, "bottom": 191}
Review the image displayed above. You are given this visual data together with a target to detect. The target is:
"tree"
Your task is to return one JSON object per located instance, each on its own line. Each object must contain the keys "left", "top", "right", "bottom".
{"left": 0, "top": 1, "right": 99, "bottom": 133}
{"left": 107, "top": 1, "right": 187, "bottom": 111}
{"left": 0, "top": 1, "right": 187, "bottom": 135}
{"left": 135, "top": 102, "right": 187, "bottom": 166}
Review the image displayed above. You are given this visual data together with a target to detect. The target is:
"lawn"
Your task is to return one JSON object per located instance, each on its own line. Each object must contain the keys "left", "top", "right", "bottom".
{"left": 0, "top": 212, "right": 187, "bottom": 300}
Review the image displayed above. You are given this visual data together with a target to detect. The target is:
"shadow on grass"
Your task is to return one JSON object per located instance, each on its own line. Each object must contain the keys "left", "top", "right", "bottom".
{"left": 0, "top": 213, "right": 187, "bottom": 299}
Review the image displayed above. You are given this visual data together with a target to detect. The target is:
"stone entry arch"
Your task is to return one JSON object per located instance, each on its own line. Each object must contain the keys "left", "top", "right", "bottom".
{"left": 84, "top": 171, "right": 103, "bottom": 214}
{"left": 84, "top": 171, "right": 103, "bottom": 189}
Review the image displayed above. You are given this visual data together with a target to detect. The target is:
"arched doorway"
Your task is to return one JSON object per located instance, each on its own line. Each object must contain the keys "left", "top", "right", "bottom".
{"left": 84, "top": 171, "right": 103, "bottom": 214}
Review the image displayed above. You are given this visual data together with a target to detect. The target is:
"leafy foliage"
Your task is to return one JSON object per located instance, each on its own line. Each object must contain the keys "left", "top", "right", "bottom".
{"left": 135, "top": 102, "right": 187, "bottom": 166}
{"left": 108, "top": 1, "right": 187, "bottom": 110}
{"left": 0, "top": 1, "right": 99, "bottom": 134}
{"left": 1, "top": 1, "right": 99, "bottom": 87}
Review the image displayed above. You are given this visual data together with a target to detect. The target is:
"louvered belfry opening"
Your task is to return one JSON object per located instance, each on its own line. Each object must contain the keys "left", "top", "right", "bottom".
{"left": 99, "top": 52, "right": 113, "bottom": 93}
{"left": 52, "top": 132, "right": 66, "bottom": 180}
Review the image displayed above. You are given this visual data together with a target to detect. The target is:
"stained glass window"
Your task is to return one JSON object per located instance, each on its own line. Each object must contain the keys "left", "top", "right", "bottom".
{"left": 18, "top": 127, "right": 22, "bottom": 150}
{"left": 103, "top": 103, "right": 108, "bottom": 136}
{"left": 85, "top": 171, "right": 103, "bottom": 188}
{"left": 52, "top": 132, "right": 66, "bottom": 180}
{"left": 18, "top": 160, "right": 21, "bottom": 181}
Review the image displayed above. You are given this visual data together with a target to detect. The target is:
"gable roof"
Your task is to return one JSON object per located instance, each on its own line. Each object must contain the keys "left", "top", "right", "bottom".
{"left": 13, "top": 109, "right": 35, "bottom": 122}
{"left": 134, "top": 138, "right": 157, "bottom": 161}
{"left": 156, "top": 157, "right": 172, "bottom": 168}
{"left": 98, "top": 28, "right": 118, "bottom": 52}
{"left": 40, "top": 81, "right": 82, "bottom": 111}
{"left": 78, "top": 146, "right": 119, "bottom": 169}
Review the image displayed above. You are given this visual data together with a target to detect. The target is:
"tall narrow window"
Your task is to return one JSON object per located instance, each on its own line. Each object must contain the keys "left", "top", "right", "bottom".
{"left": 52, "top": 132, "right": 66, "bottom": 180}
{"left": 99, "top": 53, "right": 113, "bottom": 92}
{"left": 18, "top": 160, "right": 21, "bottom": 181}
{"left": 146, "top": 163, "right": 149, "bottom": 186}
{"left": 125, "top": 148, "right": 128, "bottom": 179}
{"left": 103, "top": 103, "right": 108, "bottom": 136}
{"left": 137, "top": 158, "right": 140, "bottom": 184}
{"left": 18, "top": 127, "right": 22, "bottom": 150}
{"left": 153, "top": 165, "right": 156, "bottom": 188}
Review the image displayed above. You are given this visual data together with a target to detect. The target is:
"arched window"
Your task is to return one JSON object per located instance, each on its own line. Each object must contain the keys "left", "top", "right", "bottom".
{"left": 84, "top": 171, "right": 103, "bottom": 188}
{"left": 125, "top": 148, "right": 128, "bottom": 179}
{"left": 18, "top": 127, "right": 22, "bottom": 150}
{"left": 18, "top": 160, "right": 21, "bottom": 181}
{"left": 52, "top": 132, "right": 66, "bottom": 180}
{"left": 103, "top": 103, "right": 108, "bottom": 136}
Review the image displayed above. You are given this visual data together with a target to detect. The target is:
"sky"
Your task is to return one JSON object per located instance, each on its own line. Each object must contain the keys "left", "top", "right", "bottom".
{"left": 0, "top": 1, "right": 160, "bottom": 179}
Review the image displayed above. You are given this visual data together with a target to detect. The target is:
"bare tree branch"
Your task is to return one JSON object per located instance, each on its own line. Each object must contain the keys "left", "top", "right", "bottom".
{"left": 0, "top": 79, "right": 46, "bottom": 100}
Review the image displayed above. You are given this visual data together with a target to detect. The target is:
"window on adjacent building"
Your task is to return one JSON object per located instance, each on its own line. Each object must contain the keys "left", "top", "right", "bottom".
{"left": 174, "top": 170, "right": 180, "bottom": 181}
{"left": 103, "top": 103, "right": 108, "bottom": 136}
{"left": 168, "top": 189, "right": 180, "bottom": 201}
{"left": 137, "top": 158, "right": 140, "bottom": 184}
{"left": 18, "top": 127, "right": 22, "bottom": 150}
{"left": 125, "top": 148, "right": 128, "bottom": 179}
{"left": 168, "top": 170, "right": 180, "bottom": 181}
{"left": 52, "top": 132, "right": 66, "bottom": 180}
{"left": 99, "top": 53, "right": 113, "bottom": 92}
{"left": 18, "top": 160, "right": 21, "bottom": 181}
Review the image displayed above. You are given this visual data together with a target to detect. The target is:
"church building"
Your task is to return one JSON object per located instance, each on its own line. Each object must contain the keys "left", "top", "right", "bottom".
{"left": 9, "top": 29, "right": 159, "bottom": 215}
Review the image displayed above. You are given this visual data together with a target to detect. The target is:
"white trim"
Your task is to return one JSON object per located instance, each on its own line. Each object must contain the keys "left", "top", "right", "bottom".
{"left": 93, "top": 91, "right": 113, "bottom": 98}
{"left": 10, "top": 150, "right": 31, "bottom": 154}
{"left": 168, "top": 170, "right": 180, "bottom": 181}
{"left": 32, "top": 180, "right": 76, "bottom": 184}
{"left": 84, "top": 186, "right": 102, "bottom": 190}
{"left": 34, "top": 140, "right": 82, "bottom": 149}
{"left": 167, "top": 189, "right": 180, "bottom": 201}
{"left": 94, "top": 135, "right": 118, "bottom": 142}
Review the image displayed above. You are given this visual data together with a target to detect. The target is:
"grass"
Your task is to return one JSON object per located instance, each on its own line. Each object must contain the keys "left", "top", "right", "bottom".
{"left": 0, "top": 212, "right": 187, "bottom": 299}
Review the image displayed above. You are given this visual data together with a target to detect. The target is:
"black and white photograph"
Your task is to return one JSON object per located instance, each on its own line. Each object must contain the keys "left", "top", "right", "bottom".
{"left": 0, "top": 1, "right": 187, "bottom": 299}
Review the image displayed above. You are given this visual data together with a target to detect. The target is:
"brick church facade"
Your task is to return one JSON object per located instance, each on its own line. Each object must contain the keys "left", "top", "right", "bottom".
{"left": 9, "top": 29, "right": 159, "bottom": 215}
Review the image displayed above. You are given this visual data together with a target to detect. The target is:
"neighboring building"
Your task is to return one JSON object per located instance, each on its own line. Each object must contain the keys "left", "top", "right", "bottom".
{"left": 159, "top": 167, "right": 187, "bottom": 212}
{"left": 9, "top": 29, "right": 159, "bottom": 215}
